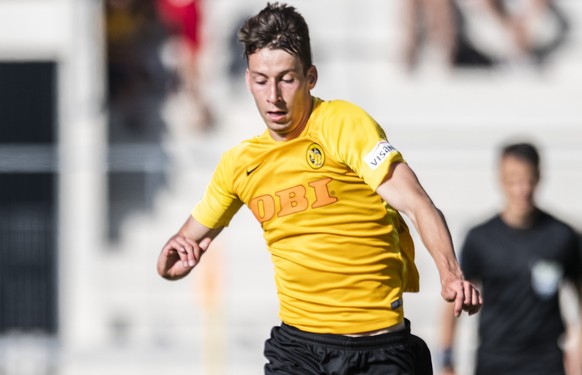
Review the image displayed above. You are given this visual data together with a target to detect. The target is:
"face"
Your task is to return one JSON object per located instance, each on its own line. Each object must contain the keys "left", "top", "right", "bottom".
{"left": 499, "top": 155, "right": 539, "bottom": 216}
{"left": 246, "top": 48, "right": 317, "bottom": 141}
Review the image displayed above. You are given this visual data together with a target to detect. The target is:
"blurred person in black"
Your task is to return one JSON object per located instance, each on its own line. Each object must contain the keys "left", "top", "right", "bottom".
{"left": 106, "top": 0, "right": 152, "bottom": 106}
{"left": 105, "top": 0, "right": 170, "bottom": 141}
{"left": 440, "top": 142, "right": 582, "bottom": 375}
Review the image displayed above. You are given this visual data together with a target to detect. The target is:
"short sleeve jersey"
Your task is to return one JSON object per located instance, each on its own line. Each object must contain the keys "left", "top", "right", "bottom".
{"left": 461, "top": 210, "right": 582, "bottom": 359}
{"left": 192, "top": 98, "right": 419, "bottom": 334}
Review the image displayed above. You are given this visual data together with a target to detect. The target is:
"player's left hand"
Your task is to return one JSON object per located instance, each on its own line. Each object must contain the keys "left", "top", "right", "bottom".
{"left": 442, "top": 278, "right": 482, "bottom": 317}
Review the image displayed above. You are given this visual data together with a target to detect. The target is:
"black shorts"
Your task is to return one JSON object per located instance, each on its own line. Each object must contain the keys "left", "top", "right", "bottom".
{"left": 264, "top": 319, "right": 433, "bottom": 375}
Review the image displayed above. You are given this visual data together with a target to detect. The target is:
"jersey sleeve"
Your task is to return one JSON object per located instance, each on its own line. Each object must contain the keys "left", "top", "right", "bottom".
{"left": 191, "top": 151, "right": 243, "bottom": 228}
{"left": 322, "top": 101, "right": 404, "bottom": 191}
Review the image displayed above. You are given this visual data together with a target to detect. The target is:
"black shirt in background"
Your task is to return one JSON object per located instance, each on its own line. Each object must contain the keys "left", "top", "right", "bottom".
{"left": 460, "top": 209, "right": 581, "bottom": 374}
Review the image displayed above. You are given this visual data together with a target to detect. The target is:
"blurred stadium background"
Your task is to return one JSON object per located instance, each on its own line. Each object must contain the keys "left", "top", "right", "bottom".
{"left": 0, "top": 0, "right": 581, "bottom": 374}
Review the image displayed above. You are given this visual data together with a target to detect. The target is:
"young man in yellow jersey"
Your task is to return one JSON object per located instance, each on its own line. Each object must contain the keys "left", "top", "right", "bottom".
{"left": 157, "top": 3, "right": 482, "bottom": 374}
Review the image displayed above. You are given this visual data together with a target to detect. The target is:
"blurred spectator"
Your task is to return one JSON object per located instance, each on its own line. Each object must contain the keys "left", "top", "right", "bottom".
{"left": 106, "top": 0, "right": 150, "bottom": 105}
{"left": 440, "top": 142, "right": 582, "bottom": 375}
{"left": 463, "top": 0, "right": 570, "bottom": 68}
{"left": 401, "top": 0, "right": 495, "bottom": 72}
{"left": 402, "top": 0, "right": 457, "bottom": 71}
{"left": 156, "top": 0, "right": 213, "bottom": 131}
{"left": 227, "top": 13, "right": 251, "bottom": 90}
{"left": 105, "top": 0, "right": 171, "bottom": 240}
{"left": 105, "top": 0, "right": 170, "bottom": 141}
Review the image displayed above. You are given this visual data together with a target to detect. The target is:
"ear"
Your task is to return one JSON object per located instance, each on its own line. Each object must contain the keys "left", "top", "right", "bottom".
{"left": 306, "top": 65, "right": 318, "bottom": 89}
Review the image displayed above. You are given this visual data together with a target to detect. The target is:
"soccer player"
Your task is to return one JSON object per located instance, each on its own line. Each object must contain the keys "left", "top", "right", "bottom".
{"left": 440, "top": 142, "right": 582, "bottom": 375}
{"left": 157, "top": 3, "right": 482, "bottom": 374}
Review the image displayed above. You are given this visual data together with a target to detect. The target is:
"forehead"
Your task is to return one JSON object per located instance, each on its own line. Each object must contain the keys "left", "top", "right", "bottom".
{"left": 500, "top": 155, "right": 537, "bottom": 177}
{"left": 248, "top": 48, "right": 303, "bottom": 74}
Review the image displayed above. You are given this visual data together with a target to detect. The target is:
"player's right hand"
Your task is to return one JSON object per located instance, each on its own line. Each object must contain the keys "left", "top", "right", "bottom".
{"left": 157, "top": 234, "right": 211, "bottom": 280}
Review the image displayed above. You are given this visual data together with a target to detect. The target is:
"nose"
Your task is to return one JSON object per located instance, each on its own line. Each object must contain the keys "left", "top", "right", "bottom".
{"left": 267, "top": 81, "right": 281, "bottom": 103}
{"left": 513, "top": 180, "right": 535, "bottom": 201}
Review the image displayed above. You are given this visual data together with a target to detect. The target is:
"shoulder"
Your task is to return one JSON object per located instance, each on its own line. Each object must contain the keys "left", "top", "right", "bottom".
{"left": 460, "top": 216, "right": 501, "bottom": 263}
{"left": 467, "top": 215, "right": 501, "bottom": 237}
{"left": 223, "top": 132, "right": 269, "bottom": 158}
{"left": 537, "top": 210, "right": 579, "bottom": 238}
{"left": 462, "top": 215, "right": 503, "bottom": 253}
{"left": 310, "top": 97, "right": 384, "bottom": 140}
{"left": 313, "top": 98, "right": 371, "bottom": 120}
{"left": 210, "top": 134, "right": 270, "bottom": 177}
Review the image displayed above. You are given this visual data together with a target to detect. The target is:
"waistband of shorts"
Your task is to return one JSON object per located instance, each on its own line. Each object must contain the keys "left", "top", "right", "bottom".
{"left": 279, "top": 319, "right": 411, "bottom": 349}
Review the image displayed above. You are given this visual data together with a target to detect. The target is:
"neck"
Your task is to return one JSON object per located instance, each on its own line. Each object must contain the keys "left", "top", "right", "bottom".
{"left": 501, "top": 206, "right": 537, "bottom": 229}
{"left": 271, "top": 96, "right": 314, "bottom": 142}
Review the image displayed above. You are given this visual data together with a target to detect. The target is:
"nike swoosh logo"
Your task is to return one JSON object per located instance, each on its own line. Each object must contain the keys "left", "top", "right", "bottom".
{"left": 246, "top": 162, "right": 263, "bottom": 176}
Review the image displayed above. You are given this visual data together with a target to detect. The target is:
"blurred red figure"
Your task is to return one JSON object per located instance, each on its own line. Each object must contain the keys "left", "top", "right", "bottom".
{"left": 156, "top": 0, "right": 213, "bottom": 130}
{"left": 157, "top": 0, "right": 201, "bottom": 53}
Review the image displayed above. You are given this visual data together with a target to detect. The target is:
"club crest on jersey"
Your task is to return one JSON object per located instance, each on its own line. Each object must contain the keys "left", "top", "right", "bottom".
{"left": 306, "top": 143, "right": 325, "bottom": 169}
{"left": 364, "top": 140, "right": 397, "bottom": 170}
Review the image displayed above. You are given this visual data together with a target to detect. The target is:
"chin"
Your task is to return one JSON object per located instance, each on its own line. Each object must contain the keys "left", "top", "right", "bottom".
{"left": 268, "top": 122, "right": 290, "bottom": 132}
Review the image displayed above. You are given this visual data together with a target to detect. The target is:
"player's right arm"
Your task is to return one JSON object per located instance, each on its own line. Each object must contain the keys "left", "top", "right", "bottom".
{"left": 439, "top": 296, "right": 458, "bottom": 375}
{"left": 375, "top": 162, "right": 482, "bottom": 316}
{"left": 157, "top": 215, "right": 224, "bottom": 280}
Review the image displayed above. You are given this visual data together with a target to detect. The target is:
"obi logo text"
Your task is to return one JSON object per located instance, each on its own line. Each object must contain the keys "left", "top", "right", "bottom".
{"left": 249, "top": 177, "right": 338, "bottom": 223}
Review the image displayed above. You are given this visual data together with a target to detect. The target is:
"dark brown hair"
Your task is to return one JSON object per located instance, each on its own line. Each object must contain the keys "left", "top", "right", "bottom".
{"left": 501, "top": 142, "right": 541, "bottom": 173}
{"left": 238, "top": 2, "right": 313, "bottom": 72}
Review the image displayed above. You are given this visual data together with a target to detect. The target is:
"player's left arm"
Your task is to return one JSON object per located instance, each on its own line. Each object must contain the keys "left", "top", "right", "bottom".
{"left": 376, "top": 162, "right": 482, "bottom": 316}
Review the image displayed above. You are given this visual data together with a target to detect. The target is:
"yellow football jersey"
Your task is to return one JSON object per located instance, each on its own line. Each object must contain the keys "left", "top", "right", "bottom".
{"left": 192, "top": 98, "right": 419, "bottom": 334}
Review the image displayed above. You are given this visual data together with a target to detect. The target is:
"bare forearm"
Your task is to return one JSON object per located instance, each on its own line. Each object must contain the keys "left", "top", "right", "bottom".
{"left": 408, "top": 202, "right": 463, "bottom": 284}
{"left": 407, "top": 200, "right": 480, "bottom": 315}
{"left": 441, "top": 303, "right": 457, "bottom": 348}
{"left": 376, "top": 162, "right": 482, "bottom": 315}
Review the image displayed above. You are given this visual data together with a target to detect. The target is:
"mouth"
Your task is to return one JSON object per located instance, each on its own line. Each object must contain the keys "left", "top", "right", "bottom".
{"left": 266, "top": 110, "right": 287, "bottom": 122}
